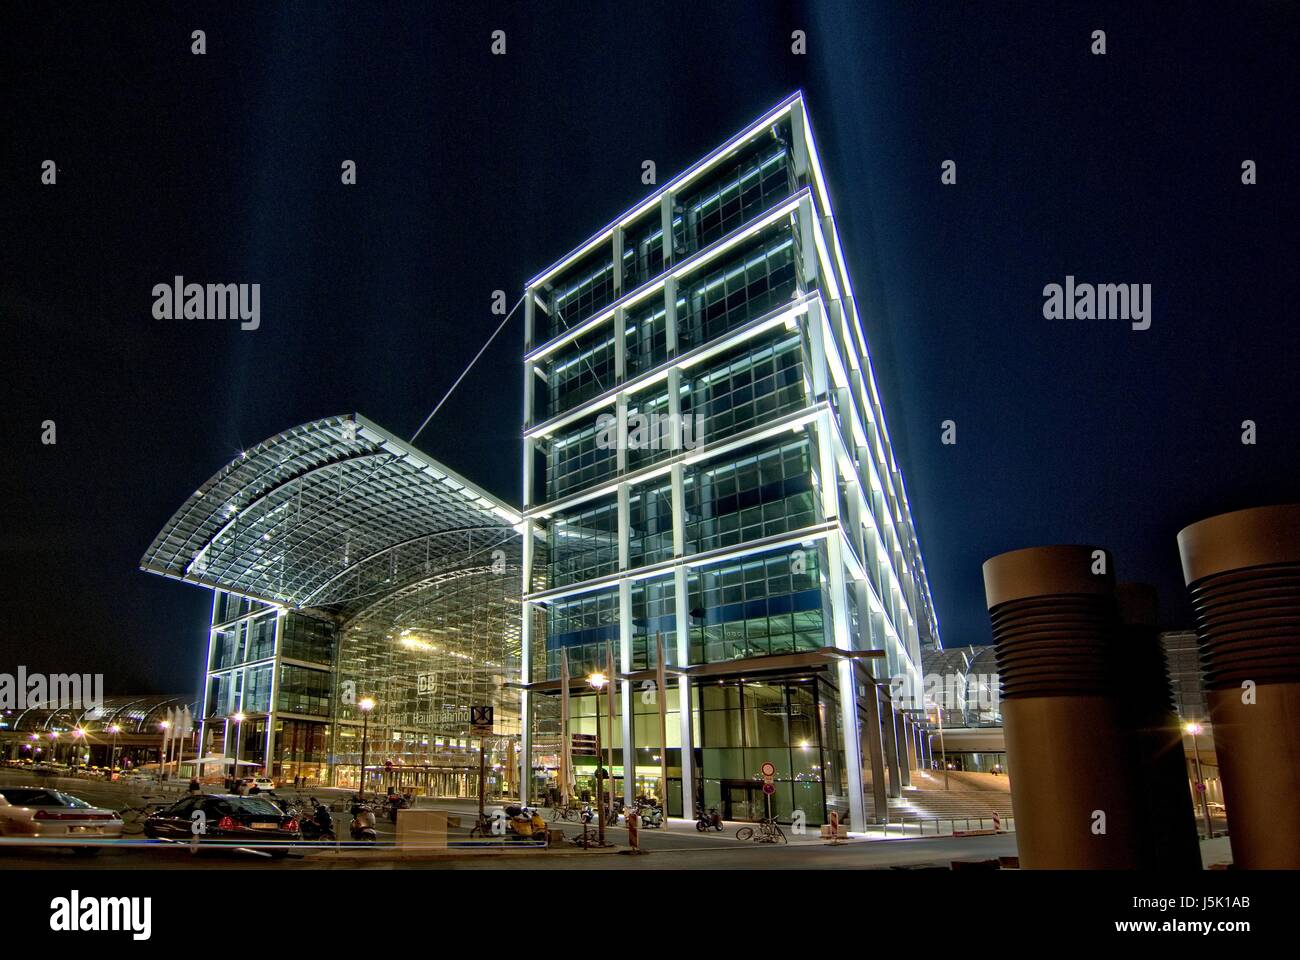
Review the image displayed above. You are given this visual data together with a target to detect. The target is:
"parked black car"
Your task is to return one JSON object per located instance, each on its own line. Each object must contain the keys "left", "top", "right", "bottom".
{"left": 143, "top": 794, "right": 301, "bottom": 850}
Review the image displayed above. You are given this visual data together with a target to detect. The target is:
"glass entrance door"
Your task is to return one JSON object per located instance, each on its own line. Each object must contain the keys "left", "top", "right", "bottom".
{"left": 721, "top": 780, "right": 763, "bottom": 821}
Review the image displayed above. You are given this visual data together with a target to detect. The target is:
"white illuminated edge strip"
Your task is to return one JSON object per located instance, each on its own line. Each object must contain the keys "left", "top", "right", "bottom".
{"left": 525, "top": 92, "right": 802, "bottom": 291}
{"left": 525, "top": 190, "right": 809, "bottom": 365}
{"left": 175, "top": 415, "right": 522, "bottom": 594}
{"left": 524, "top": 227, "right": 917, "bottom": 600}
{"left": 522, "top": 95, "right": 938, "bottom": 643}
{"left": 795, "top": 100, "right": 939, "bottom": 638}
{"left": 527, "top": 294, "right": 816, "bottom": 441}
{"left": 355, "top": 415, "right": 522, "bottom": 526}
{"left": 526, "top": 402, "right": 825, "bottom": 521}
{"left": 525, "top": 522, "right": 835, "bottom": 604}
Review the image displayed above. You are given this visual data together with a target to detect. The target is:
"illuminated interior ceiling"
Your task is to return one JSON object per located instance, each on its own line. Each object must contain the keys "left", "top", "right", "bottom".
{"left": 339, "top": 563, "right": 525, "bottom": 737}
{"left": 140, "top": 413, "right": 522, "bottom": 619}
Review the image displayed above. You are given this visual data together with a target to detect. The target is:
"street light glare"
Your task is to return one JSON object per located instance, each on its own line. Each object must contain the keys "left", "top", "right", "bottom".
{"left": 232, "top": 712, "right": 245, "bottom": 724}
{"left": 587, "top": 672, "right": 608, "bottom": 689}
{"left": 359, "top": 697, "right": 376, "bottom": 712}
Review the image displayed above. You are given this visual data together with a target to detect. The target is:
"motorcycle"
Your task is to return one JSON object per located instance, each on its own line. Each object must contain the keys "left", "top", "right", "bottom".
{"left": 301, "top": 801, "right": 336, "bottom": 842}
{"left": 695, "top": 804, "right": 723, "bottom": 832}
{"left": 385, "top": 793, "right": 409, "bottom": 824}
{"left": 349, "top": 802, "right": 378, "bottom": 842}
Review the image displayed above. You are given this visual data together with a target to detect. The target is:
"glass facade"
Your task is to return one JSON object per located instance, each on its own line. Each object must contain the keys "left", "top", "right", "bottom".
{"left": 522, "top": 94, "right": 940, "bottom": 827}
{"left": 145, "top": 415, "right": 531, "bottom": 793}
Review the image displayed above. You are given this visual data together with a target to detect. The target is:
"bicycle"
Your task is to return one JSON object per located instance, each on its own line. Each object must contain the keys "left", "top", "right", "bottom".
{"left": 549, "top": 800, "right": 578, "bottom": 822}
{"left": 468, "top": 811, "right": 498, "bottom": 838}
{"left": 736, "top": 817, "right": 787, "bottom": 844}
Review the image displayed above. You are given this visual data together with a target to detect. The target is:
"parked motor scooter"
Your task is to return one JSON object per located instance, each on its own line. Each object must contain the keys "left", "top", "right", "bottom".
{"left": 695, "top": 803, "right": 723, "bottom": 832}
{"left": 637, "top": 802, "right": 664, "bottom": 829}
{"left": 302, "top": 799, "right": 336, "bottom": 841}
{"left": 504, "top": 805, "right": 548, "bottom": 841}
{"left": 350, "top": 800, "right": 377, "bottom": 841}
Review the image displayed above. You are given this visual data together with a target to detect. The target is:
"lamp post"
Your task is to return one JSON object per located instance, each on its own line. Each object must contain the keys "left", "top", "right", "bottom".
{"left": 71, "top": 728, "right": 84, "bottom": 773}
{"left": 357, "top": 698, "right": 375, "bottom": 799}
{"left": 159, "top": 719, "right": 171, "bottom": 783}
{"left": 588, "top": 672, "right": 609, "bottom": 846}
{"left": 1185, "top": 722, "right": 1214, "bottom": 838}
{"left": 230, "top": 713, "right": 245, "bottom": 789}
{"left": 108, "top": 724, "right": 121, "bottom": 778}
{"left": 48, "top": 731, "right": 58, "bottom": 767}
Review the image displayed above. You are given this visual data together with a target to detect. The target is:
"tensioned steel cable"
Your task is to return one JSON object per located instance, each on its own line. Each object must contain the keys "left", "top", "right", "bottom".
{"left": 410, "top": 293, "right": 524, "bottom": 445}
{"left": 208, "top": 294, "right": 527, "bottom": 588}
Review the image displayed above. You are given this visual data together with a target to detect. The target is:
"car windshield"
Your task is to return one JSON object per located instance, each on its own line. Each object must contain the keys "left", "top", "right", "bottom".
{"left": 0, "top": 788, "right": 92, "bottom": 808}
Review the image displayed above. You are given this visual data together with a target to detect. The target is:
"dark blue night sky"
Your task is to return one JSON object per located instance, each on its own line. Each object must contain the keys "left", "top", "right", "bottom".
{"left": 3, "top": 1, "right": 1296, "bottom": 693}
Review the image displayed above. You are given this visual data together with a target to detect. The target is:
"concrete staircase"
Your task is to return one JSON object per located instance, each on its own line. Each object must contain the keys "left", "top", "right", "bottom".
{"left": 886, "top": 770, "right": 1015, "bottom": 824}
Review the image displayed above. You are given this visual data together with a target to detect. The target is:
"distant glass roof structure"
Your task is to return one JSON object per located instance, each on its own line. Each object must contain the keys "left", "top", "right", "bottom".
{"left": 140, "top": 414, "right": 522, "bottom": 620}
{"left": 3, "top": 695, "right": 196, "bottom": 735}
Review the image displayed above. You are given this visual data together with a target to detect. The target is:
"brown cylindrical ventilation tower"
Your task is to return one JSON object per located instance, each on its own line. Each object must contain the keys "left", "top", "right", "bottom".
{"left": 983, "top": 545, "right": 1143, "bottom": 868}
{"left": 1114, "top": 582, "right": 1202, "bottom": 869}
{"left": 1177, "top": 504, "right": 1300, "bottom": 869}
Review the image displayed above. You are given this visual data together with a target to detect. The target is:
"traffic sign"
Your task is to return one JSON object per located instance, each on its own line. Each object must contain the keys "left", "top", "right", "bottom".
{"left": 760, "top": 761, "right": 776, "bottom": 778}
{"left": 470, "top": 705, "right": 494, "bottom": 735}
{"left": 762, "top": 782, "right": 775, "bottom": 795}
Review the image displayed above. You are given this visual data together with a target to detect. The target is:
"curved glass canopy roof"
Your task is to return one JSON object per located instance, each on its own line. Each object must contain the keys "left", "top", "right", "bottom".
{"left": 3, "top": 695, "right": 196, "bottom": 735}
{"left": 140, "top": 414, "right": 522, "bottom": 620}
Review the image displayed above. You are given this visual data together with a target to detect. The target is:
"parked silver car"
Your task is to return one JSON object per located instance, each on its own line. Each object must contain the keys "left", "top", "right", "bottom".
{"left": 0, "top": 786, "right": 124, "bottom": 853}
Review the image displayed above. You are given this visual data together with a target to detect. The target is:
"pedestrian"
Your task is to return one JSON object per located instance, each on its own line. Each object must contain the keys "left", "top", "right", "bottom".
{"left": 189, "top": 776, "right": 201, "bottom": 795}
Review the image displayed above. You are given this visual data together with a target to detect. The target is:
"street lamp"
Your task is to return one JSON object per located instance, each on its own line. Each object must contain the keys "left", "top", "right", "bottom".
{"left": 587, "top": 672, "right": 609, "bottom": 846}
{"left": 230, "top": 713, "right": 245, "bottom": 789}
{"left": 1185, "top": 721, "right": 1214, "bottom": 838}
{"left": 159, "top": 719, "right": 171, "bottom": 783}
{"left": 357, "top": 698, "right": 375, "bottom": 799}
{"left": 108, "top": 725, "right": 121, "bottom": 777}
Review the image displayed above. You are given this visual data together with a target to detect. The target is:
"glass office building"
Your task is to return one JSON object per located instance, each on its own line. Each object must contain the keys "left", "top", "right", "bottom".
{"left": 520, "top": 93, "right": 940, "bottom": 826}
{"left": 142, "top": 414, "right": 525, "bottom": 795}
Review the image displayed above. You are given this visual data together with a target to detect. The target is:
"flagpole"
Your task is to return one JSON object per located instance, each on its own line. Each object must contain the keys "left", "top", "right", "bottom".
{"left": 175, "top": 706, "right": 190, "bottom": 783}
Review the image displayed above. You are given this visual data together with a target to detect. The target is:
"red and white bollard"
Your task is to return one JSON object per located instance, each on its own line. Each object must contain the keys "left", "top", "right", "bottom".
{"left": 626, "top": 809, "right": 640, "bottom": 853}
{"left": 993, "top": 811, "right": 1002, "bottom": 833}
{"left": 827, "top": 810, "right": 844, "bottom": 845}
